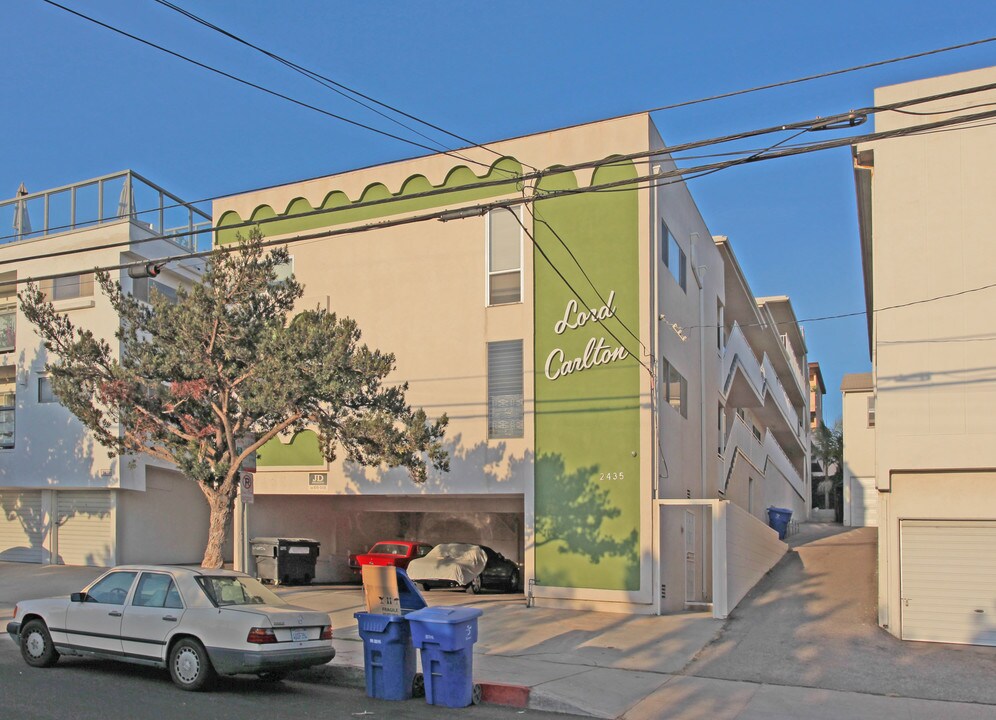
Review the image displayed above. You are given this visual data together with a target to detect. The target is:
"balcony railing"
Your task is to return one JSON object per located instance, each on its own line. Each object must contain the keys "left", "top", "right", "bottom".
{"left": 0, "top": 171, "right": 211, "bottom": 252}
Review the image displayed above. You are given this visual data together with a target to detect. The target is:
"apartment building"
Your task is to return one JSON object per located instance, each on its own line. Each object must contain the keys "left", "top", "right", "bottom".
{"left": 215, "top": 113, "right": 810, "bottom": 616}
{"left": 0, "top": 171, "right": 210, "bottom": 567}
{"left": 851, "top": 66, "right": 996, "bottom": 645}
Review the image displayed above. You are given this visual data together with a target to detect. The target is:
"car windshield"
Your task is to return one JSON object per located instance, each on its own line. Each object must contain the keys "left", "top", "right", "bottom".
{"left": 370, "top": 543, "right": 409, "bottom": 555}
{"left": 196, "top": 575, "right": 285, "bottom": 607}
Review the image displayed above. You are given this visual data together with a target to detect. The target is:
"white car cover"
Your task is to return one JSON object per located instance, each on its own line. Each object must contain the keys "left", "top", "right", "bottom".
{"left": 406, "top": 543, "right": 487, "bottom": 586}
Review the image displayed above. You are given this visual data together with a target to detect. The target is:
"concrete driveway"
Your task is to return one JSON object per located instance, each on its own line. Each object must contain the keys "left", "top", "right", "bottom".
{"left": 680, "top": 525, "right": 996, "bottom": 704}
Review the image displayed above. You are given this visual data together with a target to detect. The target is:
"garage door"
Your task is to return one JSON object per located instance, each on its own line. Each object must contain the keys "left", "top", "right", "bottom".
{"left": 848, "top": 476, "right": 878, "bottom": 527}
{"left": 900, "top": 520, "right": 996, "bottom": 646}
{"left": 0, "top": 491, "right": 46, "bottom": 563}
{"left": 57, "top": 491, "right": 113, "bottom": 566}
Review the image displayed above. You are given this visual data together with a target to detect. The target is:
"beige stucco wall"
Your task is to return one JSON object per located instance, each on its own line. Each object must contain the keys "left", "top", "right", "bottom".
{"left": 117, "top": 467, "right": 216, "bottom": 565}
{"left": 861, "top": 66, "right": 996, "bottom": 636}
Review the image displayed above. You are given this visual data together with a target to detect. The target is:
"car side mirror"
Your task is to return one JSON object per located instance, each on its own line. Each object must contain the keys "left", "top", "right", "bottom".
{"left": 71, "top": 592, "right": 86, "bottom": 603}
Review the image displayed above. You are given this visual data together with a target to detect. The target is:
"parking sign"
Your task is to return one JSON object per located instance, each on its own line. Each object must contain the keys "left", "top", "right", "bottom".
{"left": 240, "top": 473, "right": 254, "bottom": 504}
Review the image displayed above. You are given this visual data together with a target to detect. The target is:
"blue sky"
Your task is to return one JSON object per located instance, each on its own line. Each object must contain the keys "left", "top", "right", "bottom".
{"left": 4, "top": 1, "right": 996, "bottom": 421}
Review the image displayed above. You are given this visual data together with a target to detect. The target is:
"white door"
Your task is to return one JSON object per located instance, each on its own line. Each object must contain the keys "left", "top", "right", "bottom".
{"left": 848, "top": 476, "right": 878, "bottom": 527}
{"left": 0, "top": 491, "right": 46, "bottom": 562}
{"left": 66, "top": 570, "right": 138, "bottom": 655}
{"left": 121, "top": 571, "right": 186, "bottom": 662}
{"left": 56, "top": 491, "right": 113, "bottom": 566}
{"left": 684, "top": 510, "right": 697, "bottom": 603}
{"left": 900, "top": 520, "right": 996, "bottom": 646}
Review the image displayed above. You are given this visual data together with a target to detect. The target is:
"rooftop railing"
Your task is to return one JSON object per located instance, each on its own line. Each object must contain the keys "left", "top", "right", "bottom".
{"left": 0, "top": 171, "right": 211, "bottom": 252}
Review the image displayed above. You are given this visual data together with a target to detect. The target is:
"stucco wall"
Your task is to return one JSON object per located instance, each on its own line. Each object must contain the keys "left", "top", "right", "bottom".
{"left": 117, "top": 467, "right": 215, "bottom": 565}
{"left": 725, "top": 501, "right": 786, "bottom": 612}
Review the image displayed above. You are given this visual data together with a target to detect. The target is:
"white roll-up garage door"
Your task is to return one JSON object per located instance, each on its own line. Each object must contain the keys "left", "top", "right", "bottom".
{"left": 0, "top": 491, "right": 46, "bottom": 563}
{"left": 900, "top": 520, "right": 996, "bottom": 646}
{"left": 848, "top": 476, "right": 878, "bottom": 527}
{"left": 56, "top": 491, "right": 113, "bottom": 566}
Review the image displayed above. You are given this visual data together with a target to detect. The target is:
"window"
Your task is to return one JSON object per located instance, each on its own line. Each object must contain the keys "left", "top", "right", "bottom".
{"left": 718, "top": 405, "right": 726, "bottom": 454}
{"left": 84, "top": 571, "right": 137, "bottom": 605}
{"left": 867, "top": 395, "right": 876, "bottom": 428}
{"left": 488, "top": 340, "right": 523, "bottom": 438}
{"left": 38, "top": 376, "right": 57, "bottom": 403}
{"left": 272, "top": 257, "right": 294, "bottom": 285}
{"left": 132, "top": 277, "right": 177, "bottom": 304}
{"left": 661, "top": 221, "right": 687, "bottom": 292}
{"left": 0, "top": 366, "right": 14, "bottom": 449}
{"left": 752, "top": 425, "right": 762, "bottom": 443}
{"left": 487, "top": 209, "right": 522, "bottom": 305}
{"left": 43, "top": 273, "right": 94, "bottom": 302}
{"left": 660, "top": 356, "right": 687, "bottom": 418}
{"left": 133, "top": 572, "right": 183, "bottom": 609}
{"left": 716, "top": 299, "right": 725, "bottom": 352}
{"left": 0, "top": 271, "right": 14, "bottom": 353}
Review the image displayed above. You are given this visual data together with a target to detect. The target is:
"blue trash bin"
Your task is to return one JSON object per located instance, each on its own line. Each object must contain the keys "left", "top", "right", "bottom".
{"left": 354, "top": 613, "right": 417, "bottom": 700}
{"left": 767, "top": 506, "right": 793, "bottom": 540}
{"left": 353, "top": 568, "right": 428, "bottom": 701}
{"left": 407, "top": 606, "right": 483, "bottom": 708}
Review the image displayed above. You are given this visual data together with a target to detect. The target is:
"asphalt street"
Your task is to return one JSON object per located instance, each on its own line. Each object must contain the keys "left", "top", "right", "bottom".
{"left": 0, "top": 638, "right": 586, "bottom": 720}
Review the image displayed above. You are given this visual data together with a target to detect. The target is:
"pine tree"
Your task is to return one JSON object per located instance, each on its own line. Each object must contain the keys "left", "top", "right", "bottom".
{"left": 20, "top": 229, "right": 448, "bottom": 567}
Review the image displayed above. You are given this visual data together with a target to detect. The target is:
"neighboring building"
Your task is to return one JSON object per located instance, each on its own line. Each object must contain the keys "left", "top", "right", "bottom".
{"left": 808, "top": 361, "right": 827, "bottom": 518}
{"left": 840, "top": 373, "right": 876, "bottom": 527}
{"left": 216, "top": 113, "right": 810, "bottom": 616}
{"left": 808, "top": 362, "right": 825, "bottom": 431}
{"left": 0, "top": 171, "right": 211, "bottom": 567}
{"left": 852, "top": 66, "right": 996, "bottom": 645}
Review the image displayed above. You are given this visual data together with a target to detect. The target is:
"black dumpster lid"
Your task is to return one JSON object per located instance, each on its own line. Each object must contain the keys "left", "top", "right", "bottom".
{"left": 250, "top": 537, "right": 321, "bottom": 545}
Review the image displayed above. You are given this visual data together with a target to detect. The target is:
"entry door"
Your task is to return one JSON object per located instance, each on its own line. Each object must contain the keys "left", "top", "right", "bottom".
{"left": 900, "top": 520, "right": 996, "bottom": 646}
{"left": 684, "top": 511, "right": 697, "bottom": 603}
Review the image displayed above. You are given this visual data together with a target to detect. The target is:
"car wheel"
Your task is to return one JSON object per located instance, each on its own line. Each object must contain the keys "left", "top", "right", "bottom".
{"left": 419, "top": 583, "right": 431, "bottom": 592}
{"left": 258, "top": 671, "right": 287, "bottom": 683}
{"left": 507, "top": 570, "right": 520, "bottom": 594}
{"left": 467, "top": 575, "right": 482, "bottom": 594}
{"left": 169, "top": 638, "right": 216, "bottom": 691}
{"left": 20, "top": 619, "right": 59, "bottom": 668}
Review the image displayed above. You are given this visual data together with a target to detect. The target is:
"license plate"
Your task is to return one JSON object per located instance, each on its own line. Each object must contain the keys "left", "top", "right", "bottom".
{"left": 292, "top": 630, "right": 308, "bottom": 642}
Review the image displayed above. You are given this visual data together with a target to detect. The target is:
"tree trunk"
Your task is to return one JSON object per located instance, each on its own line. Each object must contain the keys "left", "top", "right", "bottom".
{"left": 201, "top": 488, "right": 233, "bottom": 568}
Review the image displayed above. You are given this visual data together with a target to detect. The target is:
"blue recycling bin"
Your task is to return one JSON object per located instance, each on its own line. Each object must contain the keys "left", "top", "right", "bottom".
{"left": 353, "top": 569, "right": 428, "bottom": 701}
{"left": 407, "top": 606, "right": 483, "bottom": 708}
{"left": 767, "top": 506, "right": 793, "bottom": 540}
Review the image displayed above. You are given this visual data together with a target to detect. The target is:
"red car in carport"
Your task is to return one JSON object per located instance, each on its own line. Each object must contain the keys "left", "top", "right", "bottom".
{"left": 348, "top": 541, "right": 434, "bottom": 579}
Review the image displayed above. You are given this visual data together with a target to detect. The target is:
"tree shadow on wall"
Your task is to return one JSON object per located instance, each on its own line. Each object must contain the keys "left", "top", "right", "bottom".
{"left": 534, "top": 453, "right": 639, "bottom": 567}
{"left": 0, "top": 351, "right": 112, "bottom": 566}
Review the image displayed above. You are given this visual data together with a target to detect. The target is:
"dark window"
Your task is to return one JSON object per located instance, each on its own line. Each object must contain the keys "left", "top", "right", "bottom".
{"left": 488, "top": 340, "right": 524, "bottom": 438}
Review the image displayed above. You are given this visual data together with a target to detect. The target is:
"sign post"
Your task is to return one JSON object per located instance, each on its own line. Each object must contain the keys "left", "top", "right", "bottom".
{"left": 239, "top": 472, "right": 254, "bottom": 573}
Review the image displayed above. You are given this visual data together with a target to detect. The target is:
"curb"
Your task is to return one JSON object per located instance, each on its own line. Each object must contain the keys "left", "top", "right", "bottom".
{"left": 294, "top": 662, "right": 532, "bottom": 709}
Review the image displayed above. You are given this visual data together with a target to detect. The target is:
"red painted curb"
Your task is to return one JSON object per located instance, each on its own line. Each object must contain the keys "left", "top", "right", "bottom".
{"left": 480, "top": 682, "right": 530, "bottom": 708}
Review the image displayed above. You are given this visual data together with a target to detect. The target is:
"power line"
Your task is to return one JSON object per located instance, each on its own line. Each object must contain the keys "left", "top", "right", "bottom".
{"left": 149, "top": 0, "right": 530, "bottom": 172}
{"left": 6, "top": 99, "right": 996, "bottom": 275}
{"left": 6, "top": 33, "right": 995, "bottom": 247}
{"left": 40, "top": 0, "right": 497, "bottom": 172}
{"left": 640, "top": 35, "right": 996, "bottom": 115}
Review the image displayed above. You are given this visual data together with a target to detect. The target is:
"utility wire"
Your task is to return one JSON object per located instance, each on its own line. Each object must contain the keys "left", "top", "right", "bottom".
{"left": 149, "top": 0, "right": 529, "bottom": 172}
{"left": 6, "top": 36, "right": 996, "bottom": 247}
{"left": 40, "top": 0, "right": 497, "bottom": 172}
{"left": 9, "top": 77, "right": 996, "bottom": 266}
{"left": 5, "top": 101, "right": 996, "bottom": 272}
{"left": 641, "top": 35, "right": 996, "bottom": 115}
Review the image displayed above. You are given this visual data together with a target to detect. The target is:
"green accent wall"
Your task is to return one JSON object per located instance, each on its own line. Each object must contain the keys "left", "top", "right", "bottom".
{"left": 216, "top": 158, "right": 524, "bottom": 244}
{"left": 257, "top": 430, "right": 324, "bottom": 467}
{"left": 533, "top": 159, "right": 642, "bottom": 591}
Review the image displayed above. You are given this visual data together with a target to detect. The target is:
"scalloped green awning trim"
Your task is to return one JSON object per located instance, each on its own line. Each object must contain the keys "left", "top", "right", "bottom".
{"left": 216, "top": 157, "right": 524, "bottom": 244}
{"left": 257, "top": 429, "right": 324, "bottom": 467}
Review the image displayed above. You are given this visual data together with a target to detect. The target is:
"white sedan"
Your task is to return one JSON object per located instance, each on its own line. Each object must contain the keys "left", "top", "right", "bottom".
{"left": 5, "top": 565, "right": 335, "bottom": 691}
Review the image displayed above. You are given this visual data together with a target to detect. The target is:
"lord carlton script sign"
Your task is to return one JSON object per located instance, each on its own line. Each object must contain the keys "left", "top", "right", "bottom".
{"left": 543, "top": 291, "right": 628, "bottom": 381}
